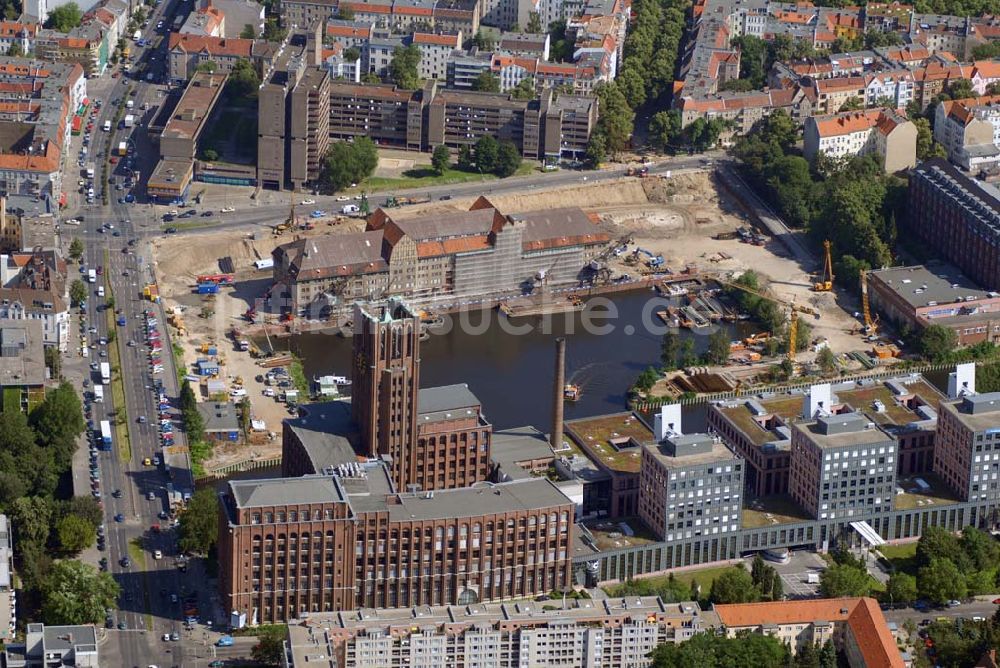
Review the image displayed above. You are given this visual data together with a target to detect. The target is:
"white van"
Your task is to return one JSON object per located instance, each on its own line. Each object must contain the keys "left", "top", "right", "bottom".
{"left": 97, "top": 286, "right": 105, "bottom": 298}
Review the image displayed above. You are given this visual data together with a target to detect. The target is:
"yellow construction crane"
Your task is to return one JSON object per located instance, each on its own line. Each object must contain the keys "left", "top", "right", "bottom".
{"left": 715, "top": 276, "right": 817, "bottom": 362}
{"left": 813, "top": 240, "right": 834, "bottom": 292}
{"left": 859, "top": 269, "right": 878, "bottom": 335}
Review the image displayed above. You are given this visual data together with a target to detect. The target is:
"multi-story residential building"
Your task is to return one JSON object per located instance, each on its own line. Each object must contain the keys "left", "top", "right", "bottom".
{"left": 803, "top": 108, "right": 917, "bottom": 172}
{"left": 271, "top": 198, "right": 607, "bottom": 313}
{"left": 179, "top": 4, "right": 226, "bottom": 36}
{"left": 498, "top": 31, "right": 550, "bottom": 59}
{"left": 907, "top": 158, "right": 1000, "bottom": 291}
{"left": 637, "top": 430, "right": 743, "bottom": 545}
{"left": 324, "top": 19, "right": 375, "bottom": 50}
{"left": 284, "top": 597, "right": 712, "bottom": 668}
{"left": 2, "top": 623, "right": 99, "bottom": 667}
{"left": 411, "top": 32, "right": 461, "bottom": 80}
{"left": 0, "top": 287, "right": 68, "bottom": 352}
{"left": 197, "top": 0, "right": 265, "bottom": 39}
{"left": 280, "top": 0, "right": 338, "bottom": 29}
{"left": 35, "top": 24, "right": 108, "bottom": 77}
{"left": 935, "top": 393, "right": 1000, "bottom": 504}
{"left": 869, "top": 263, "right": 1000, "bottom": 346}
{"left": 151, "top": 71, "right": 227, "bottom": 202}
{"left": 0, "top": 23, "right": 36, "bottom": 57}
{"left": 167, "top": 34, "right": 255, "bottom": 81}
{"left": 219, "top": 465, "right": 575, "bottom": 623}
{"left": 934, "top": 94, "right": 1000, "bottom": 171}
{"left": 321, "top": 81, "right": 597, "bottom": 159}
{"left": 788, "top": 413, "right": 897, "bottom": 522}
{"left": 715, "top": 598, "right": 904, "bottom": 667}
{"left": 446, "top": 49, "right": 492, "bottom": 88}
{"left": 0, "top": 59, "right": 85, "bottom": 198}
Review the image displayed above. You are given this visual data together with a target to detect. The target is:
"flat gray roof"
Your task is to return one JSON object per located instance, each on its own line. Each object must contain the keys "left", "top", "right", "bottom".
{"left": 286, "top": 400, "right": 359, "bottom": 472}
{"left": 795, "top": 415, "right": 894, "bottom": 449}
{"left": 491, "top": 426, "right": 555, "bottom": 481}
{"left": 197, "top": 402, "right": 239, "bottom": 433}
{"left": 643, "top": 436, "right": 738, "bottom": 469}
{"left": 0, "top": 319, "right": 44, "bottom": 388}
{"left": 386, "top": 478, "right": 570, "bottom": 521}
{"left": 229, "top": 475, "right": 345, "bottom": 508}
{"left": 943, "top": 392, "right": 1000, "bottom": 431}
{"left": 870, "top": 263, "right": 995, "bottom": 310}
{"left": 418, "top": 384, "right": 481, "bottom": 420}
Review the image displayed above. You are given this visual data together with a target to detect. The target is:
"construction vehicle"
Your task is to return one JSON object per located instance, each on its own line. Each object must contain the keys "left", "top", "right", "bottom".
{"left": 813, "top": 240, "right": 834, "bottom": 292}
{"left": 859, "top": 269, "right": 878, "bottom": 335}
{"left": 272, "top": 222, "right": 290, "bottom": 236}
{"left": 626, "top": 166, "right": 649, "bottom": 177}
{"left": 384, "top": 194, "right": 432, "bottom": 207}
{"left": 196, "top": 274, "right": 235, "bottom": 285}
{"left": 715, "top": 276, "right": 819, "bottom": 363}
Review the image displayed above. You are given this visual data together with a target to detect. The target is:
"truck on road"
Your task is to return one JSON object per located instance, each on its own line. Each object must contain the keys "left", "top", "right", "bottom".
{"left": 85, "top": 162, "right": 95, "bottom": 179}
{"left": 93, "top": 385, "right": 104, "bottom": 402}
{"left": 99, "top": 419, "right": 112, "bottom": 450}
{"left": 100, "top": 362, "right": 111, "bottom": 384}
{"left": 87, "top": 269, "right": 96, "bottom": 284}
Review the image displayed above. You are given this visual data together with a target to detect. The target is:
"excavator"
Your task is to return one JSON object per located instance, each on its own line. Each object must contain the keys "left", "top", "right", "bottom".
{"left": 813, "top": 240, "right": 834, "bottom": 292}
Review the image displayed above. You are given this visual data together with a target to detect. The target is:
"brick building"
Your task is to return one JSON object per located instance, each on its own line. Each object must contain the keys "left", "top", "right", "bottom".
{"left": 868, "top": 263, "right": 1000, "bottom": 346}
{"left": 907, "top": 158, "right": 1000, "bottom": 291}
{"left": 218, "top": 466, "right": 575, "bottom": 623}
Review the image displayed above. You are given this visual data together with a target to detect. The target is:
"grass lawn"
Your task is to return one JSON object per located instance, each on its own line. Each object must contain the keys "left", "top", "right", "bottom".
{"left": 104, "top": 252, "right": 132, "bottom": 463}
{"left": 605, "top": 563, "right": 738, "bottom": 598}
{"left": 360, "top": 162, "right": 537, "bottom": 192}
{"left": 879, "top": 543, "right": 919, "bottom": 576}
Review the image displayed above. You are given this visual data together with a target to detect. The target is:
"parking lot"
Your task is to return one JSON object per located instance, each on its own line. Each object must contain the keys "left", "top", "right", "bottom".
{"left": 767, "top": 551, "right": 828, "bottom": 599}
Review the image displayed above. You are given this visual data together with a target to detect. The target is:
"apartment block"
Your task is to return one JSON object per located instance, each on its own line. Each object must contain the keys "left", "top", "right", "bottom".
{"left": 935, "top": 393, "right": 1000, "bottom": 503}
{"left": 284, "top": 598, "right": 711, "bottom": 668}
{"left": 0, "top": 319, "right": 46, "bottom": 411}
{"left": 637, "top": 432, "right": 743, "bottom": 543}
{"left": 789, "top": 413, "right": 897, "bottom": 522}
{"left": 167, "top": 34, "right": 257, "bottom": 82}
{"left": 2, "top": 623, "right": 99, "bottom": 667}
{"left": 907, "top": 158, "right": 1000, "bottom": 291}
{"left": 281, "top": 0, "right": 337, "bottom": 29}
{"left": 219, "top": 467, "right": 575, "bottom": 623}
{"left": 934, "top": 95, "right": 1000, "bottom": 171}
{"left": 803, "top": 108, "right": 916, "bottom": 173}
{"left": 715, "top": 598, "right": 904, "bottom": 667}
{"left": 868, "top": 263, "right": 1000, "bottom": 346}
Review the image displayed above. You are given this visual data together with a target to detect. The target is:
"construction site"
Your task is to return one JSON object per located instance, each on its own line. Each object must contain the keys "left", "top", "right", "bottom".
{"left": 148, "top": 168, "right": 905, "bottom": 472}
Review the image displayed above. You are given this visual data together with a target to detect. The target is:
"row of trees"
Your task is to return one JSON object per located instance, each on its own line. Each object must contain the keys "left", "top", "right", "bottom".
{"left": 586, "top": 0, "right": 688, "bottom": 162}
{"left": 650, "top": 632, "right": 838, "bottom": 668}
{"left": 0, "top": 381, "right": 120, "bottom": 625}
{"left": 457, "top": 136, "right": 523, "bottom": 177}
{"left": 732, "top": 111, "right": 905, "bottom": 275}
{"left": 610, "top": 558, "right": 782, "bottom": 607}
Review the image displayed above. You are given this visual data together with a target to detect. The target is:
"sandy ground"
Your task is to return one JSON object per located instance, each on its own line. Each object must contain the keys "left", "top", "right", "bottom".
{"left": 151, "top": 170, "right": 869, "bottom": 470}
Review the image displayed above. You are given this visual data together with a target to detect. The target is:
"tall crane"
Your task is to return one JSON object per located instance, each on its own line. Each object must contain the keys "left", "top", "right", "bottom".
{"left": 859, "top": 269, "right": 878, "bottom": 335}
{"left": 813, "top": 240, "right": 834, "bottom": 292}
{"left": 715, "top": 276, "right": 818, "bottom": 362}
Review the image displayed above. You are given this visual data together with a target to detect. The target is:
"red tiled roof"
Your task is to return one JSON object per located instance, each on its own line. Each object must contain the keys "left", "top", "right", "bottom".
{"left": 412, "top": 32, "right": 460, "bottom": 46}
{"left": 715, "top": 598, "right": 904, "bottom": 668}
{"left": 168, "top": 33, "right": 253, "bottom": 57}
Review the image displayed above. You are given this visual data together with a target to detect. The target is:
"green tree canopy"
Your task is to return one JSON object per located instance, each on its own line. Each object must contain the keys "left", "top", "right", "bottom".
{"left": 320, "top": 137, "right": 379, "bottom": 191}
{"left": 525, "top": 11, "right": 542, "bottom": 33}
{"left": 251, "top": 635, "right": 285, "bottom": 666}
{"left": 919, "top": 324, "right": 958, "bottom": 362}
{"left": 68, "top": 238, "right": 84, "bottom": 262}
{"left": 389, "top": 45, "right": 421, "bottom": 89}
{"left": 710, "top": 566, "right": 760, "bottom": 603}
{"left": 55, "top": 514, "right": 95, "bottom": 554}
{"left": 41, "top": 560, "right": 120, "bottom": 625}
{"left": 30, "top": 382, "right": 85, "bottom": 473}
{"left": 472, "top": 71, "right": 500, "bottom": 92}
{"left": 46, "top": 3, "right": 82, "bottom": 31}
{"left": 494, "top": 141, "right": 522, "bottom": 178}
{"left": 69, "top": 280, "right": 87, "bottom": 307}
{"left": 431, "top": 145, "right": 450, "bottom": 175}
{"left": 178, "top": 488, "right": 219, "bottom": 555}
{"left": 705, "top": 329, "right": 731, "bottom": 365}
{"left": 819, "top": 562, "right": 872, "bottom": 598}
{"left": 885, "top": 572, "right": 917, "bottom": 606}
{"left": 227, "top": 59, "right": 260, "bottom": 98}
{"left": 650, "top": 630, "right": 790, "bottom": 667}
{"left": 474, "top": 135, "right": 499, "bottom": 173}
{"left": 918, "top": 557, "right": 967, "bottom": 605}
{"left": 240, "top": 24, "right": 256, "bottom": 39}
